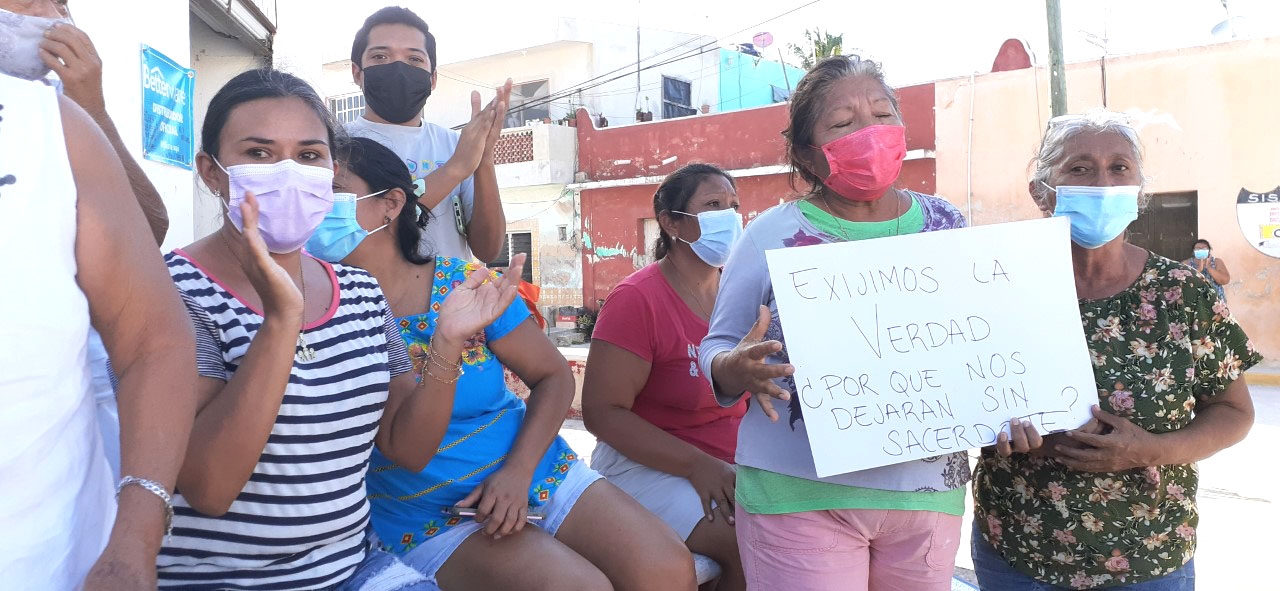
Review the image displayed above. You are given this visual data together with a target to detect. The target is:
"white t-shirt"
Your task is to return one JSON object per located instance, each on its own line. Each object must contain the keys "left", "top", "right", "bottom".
{"left": 346, "top": 117, "right": 476, "bottom": 261}
{"left": 0, "top": 73, "right": 114, "bottom": 590}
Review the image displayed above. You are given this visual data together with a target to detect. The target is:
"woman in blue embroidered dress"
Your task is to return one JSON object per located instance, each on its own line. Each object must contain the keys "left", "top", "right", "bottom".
{"left": 307, "top": 136, "right": 696, "bottom": 591}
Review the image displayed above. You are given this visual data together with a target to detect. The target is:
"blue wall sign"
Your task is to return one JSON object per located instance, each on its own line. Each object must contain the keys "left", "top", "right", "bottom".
{"left": 141, "top": 45, "right": 195, "bottom": 170}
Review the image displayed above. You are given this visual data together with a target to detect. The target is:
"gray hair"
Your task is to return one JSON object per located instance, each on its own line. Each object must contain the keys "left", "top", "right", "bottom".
{"left": 784, "top": 55, "right": 900, "bottom": 192}
{"left": 1029, "top": 109, "right": 1148, "bottom": 208}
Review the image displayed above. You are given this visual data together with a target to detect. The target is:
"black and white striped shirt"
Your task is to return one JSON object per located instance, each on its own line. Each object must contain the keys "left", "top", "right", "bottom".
{"left": 157, "top": 251, "right": 412, "bottom": 590}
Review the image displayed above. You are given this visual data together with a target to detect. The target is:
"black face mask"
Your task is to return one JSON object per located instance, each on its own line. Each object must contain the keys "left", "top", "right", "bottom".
{"left": 361, "top": 61, "right": 433, "bottom": 124}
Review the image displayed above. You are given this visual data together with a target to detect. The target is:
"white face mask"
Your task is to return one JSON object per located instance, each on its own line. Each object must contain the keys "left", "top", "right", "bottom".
{"left": 0, "top": 9, "right": 68, "bottom": 81}
{"left": 674, "top": 208, "right": 744, "bottom": 267}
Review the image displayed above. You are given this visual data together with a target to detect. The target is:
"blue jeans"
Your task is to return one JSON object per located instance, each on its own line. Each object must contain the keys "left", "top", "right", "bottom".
{"left": 970, "top": 523, "right": 1195, "bottom": 590}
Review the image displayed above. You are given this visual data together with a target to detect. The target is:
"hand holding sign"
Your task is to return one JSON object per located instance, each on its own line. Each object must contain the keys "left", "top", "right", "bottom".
{"left": 765, "top": 217, "right": 1098, "bottom": 477}
{"left": 1055, "top": 405, "right": 1159, "bottom": 472}
{"left": 995, "top": 417, "right": 1043, "bottom": 457}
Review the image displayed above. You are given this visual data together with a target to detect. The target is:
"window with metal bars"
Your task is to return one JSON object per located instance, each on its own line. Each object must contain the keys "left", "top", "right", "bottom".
{"left": 489, "top": 232, "right": 534, "bottom": 283}
{"left": 328, "top": 93, "right": 366, "bottom": 124}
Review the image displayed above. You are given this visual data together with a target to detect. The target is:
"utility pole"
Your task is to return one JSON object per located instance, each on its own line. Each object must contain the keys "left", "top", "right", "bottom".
{"left": 1046, "top": 0, "right": 1067, "bottom": 117}
{"left": 778, "top": 48, "right": 792, "bottom": 91}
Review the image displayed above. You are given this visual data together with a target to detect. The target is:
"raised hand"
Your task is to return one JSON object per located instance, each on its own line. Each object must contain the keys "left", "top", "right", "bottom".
{"left": 715, "top": 305, "right": 795, "bottom": 422}
{"left": 434, "top": 253, "right": 525, "bottom": 344}
{"left": 228, "top": 192, "right": 303, "bottom": 322}
{"left": 482, "top": 79, "right": 513, "bottom": 158}
{"left": 450, "top": 90, "right": 498, "bottom": 177}
{"left": 39, "top": 23, "right": 106, "bottom": 116}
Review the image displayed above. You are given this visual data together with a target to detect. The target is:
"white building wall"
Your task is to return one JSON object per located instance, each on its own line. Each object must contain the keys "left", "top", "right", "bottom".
{"left": 429, "top": 41, "right": 595, "bottom": 130}
{"left": 315, "top": 18, "right": 720, "bottom": 131}
{"left": 188, "top": 15, "right": 268, "bottom": 241}
{"left": 69, "top": 1, "right": 197, "bottom": 251}
{"left": 556, "top": 19, "right": 719, "bottom": 125}
{"left": 270, "top": 0, "right": 325, "bottom": 90}
{"left": 494, "top": 124, "right": 578, "bottom": 188}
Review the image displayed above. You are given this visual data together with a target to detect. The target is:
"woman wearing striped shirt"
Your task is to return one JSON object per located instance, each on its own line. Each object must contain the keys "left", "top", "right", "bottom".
{"left": 305, "top": 136, "right": 697, "bottom": 591}
{"left": 158, "top": 69, "right": 520, "bottom": 590}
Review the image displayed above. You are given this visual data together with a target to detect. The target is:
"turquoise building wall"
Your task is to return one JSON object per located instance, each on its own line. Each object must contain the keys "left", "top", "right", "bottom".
{"left": 717, "top": 48, "right": 805, "bottom": 111}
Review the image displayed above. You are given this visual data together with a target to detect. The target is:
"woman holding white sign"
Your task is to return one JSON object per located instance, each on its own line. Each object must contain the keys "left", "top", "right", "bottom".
{"left": 971, "top": 111, "right": 1261, "bottom": 590}
{"left": 699, "top": 55, "right": 1040, "bottom": 591}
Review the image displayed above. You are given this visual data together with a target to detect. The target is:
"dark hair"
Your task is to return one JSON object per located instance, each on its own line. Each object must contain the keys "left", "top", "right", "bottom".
{"left": 1194, "top": 239, "right": 1212, "bottom": 249}
{"left": 200, "top": 69, "right": 340, "bottom": 160}
{"left": 351, "top": 7, "right": 436, "bottom": 71}
{"left": 652, "top": 163, "right": 736, "bottom": 260}
{"left": 783, "top": 55, "right": 899, "bottom": 193}
{"left": 338, "top": 136, "right": 431, "bottom": 265}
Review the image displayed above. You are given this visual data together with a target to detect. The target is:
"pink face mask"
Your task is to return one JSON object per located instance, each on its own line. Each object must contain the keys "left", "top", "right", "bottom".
{"left": 819, "top": 124, "right": 906, "bottom": 202}
{"left": 215, "top": 159, "right": 335, "bottom": 253}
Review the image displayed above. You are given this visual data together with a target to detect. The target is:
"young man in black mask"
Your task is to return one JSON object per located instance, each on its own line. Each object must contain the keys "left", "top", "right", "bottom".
{"left": 348, "top": 6, "right": 511, "bottom": 262}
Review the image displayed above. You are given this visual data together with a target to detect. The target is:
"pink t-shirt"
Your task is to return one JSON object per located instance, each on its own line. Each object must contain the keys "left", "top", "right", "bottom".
{"left": 592, "top": 263, "right": 746, "bottom": 463}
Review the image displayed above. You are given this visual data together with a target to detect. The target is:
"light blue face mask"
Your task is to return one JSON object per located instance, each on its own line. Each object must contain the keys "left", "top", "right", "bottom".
{"left": 305, "top": 190, "right": 388, "bottom": 262}
{"left": 674, "top": 208, "right": 744, "bottom": 267}
{"left": 1046, "top": 184, "right": 1141, "bottom": 249}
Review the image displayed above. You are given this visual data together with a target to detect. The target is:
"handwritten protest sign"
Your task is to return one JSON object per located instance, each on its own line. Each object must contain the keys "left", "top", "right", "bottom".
{"left": 765, "top": 216, "right": 1097, "bottom": 477}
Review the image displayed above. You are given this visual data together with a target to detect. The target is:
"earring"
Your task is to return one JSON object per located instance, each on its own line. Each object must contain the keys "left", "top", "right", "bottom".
{"left": 212, "top": 189, "right": 222, "bottom": 198}
{"left": 384, "top": 216, "right": 392, "bottom": 224}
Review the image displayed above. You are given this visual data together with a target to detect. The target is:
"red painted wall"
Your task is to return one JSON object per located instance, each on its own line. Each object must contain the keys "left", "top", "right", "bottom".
{"left": 576, "top": 82, "right": 939, "bottom": 308}
{"left": 581, "top": 174, "right": 799, "bottom": 306}
{"left": 574, "top": 82, "right": 936, "bottom": 182}
{"left": 575, "top": 105, "right": 790, "bottom": 182}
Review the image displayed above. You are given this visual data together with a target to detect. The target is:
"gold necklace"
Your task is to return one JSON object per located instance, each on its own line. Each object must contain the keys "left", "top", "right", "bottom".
{"left": 820, "top": 190, "right": 903, "bottom": 240}
{"left": 296, "top": 260, "right": 316, "bottom": 362}
{"left": 665, "top": 257, "right": 712, "bottom": 319}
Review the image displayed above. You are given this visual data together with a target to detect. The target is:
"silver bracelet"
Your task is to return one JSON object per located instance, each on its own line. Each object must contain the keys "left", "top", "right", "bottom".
{"left": 117, "top": 476, "right": 174, "bottom": 538}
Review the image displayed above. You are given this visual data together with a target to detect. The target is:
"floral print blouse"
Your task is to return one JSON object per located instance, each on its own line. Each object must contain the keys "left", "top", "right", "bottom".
{"left": 366, "top": 258, "right": 578, "bottom": 553}
{"left": 974, "top": 253, "right": 1261, "bottom": 589}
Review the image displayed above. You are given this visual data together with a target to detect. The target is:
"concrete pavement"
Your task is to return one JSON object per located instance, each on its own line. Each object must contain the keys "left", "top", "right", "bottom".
{"left": 556, "top": 384, "right": 1280, "bottom": 590}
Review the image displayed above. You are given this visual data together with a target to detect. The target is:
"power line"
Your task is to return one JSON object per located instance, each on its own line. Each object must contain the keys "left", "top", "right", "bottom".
{"left": 515, "top": 0, "right": 823, "bottom": 114}
{"left": 436, "top": 70, "right": 493, "bottom": 89}
{"left": 472, "top": 43, "right": 721, "bottom": 128}
{"left": 451, "top": 0, "right": 824, "bottom": 129}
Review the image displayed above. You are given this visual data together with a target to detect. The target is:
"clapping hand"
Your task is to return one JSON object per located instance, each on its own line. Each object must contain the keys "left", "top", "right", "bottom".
{"left": 481, "top": 79, "right": 513, "bottom": 163}
{"left": 433, "top": 254, "right": 526, "bottom": 344}
{"left": 452, "top": 91, "right": 500, "bottom": 176}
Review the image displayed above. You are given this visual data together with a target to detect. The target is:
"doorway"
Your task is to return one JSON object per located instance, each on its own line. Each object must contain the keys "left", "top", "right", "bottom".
{"left": 1127, "top": 191, "right": 1198, "bottom": 261}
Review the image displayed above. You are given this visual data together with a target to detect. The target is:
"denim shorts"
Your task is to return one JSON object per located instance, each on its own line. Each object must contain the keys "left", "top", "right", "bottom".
{"left": 332, "top": 544, "right": 438, "bottom": 591}
{"left": 970, "top": 522, "right": 1195, "bottom": 591}
{"left": 398, "top": 461, "right": 604, "bottom": 584}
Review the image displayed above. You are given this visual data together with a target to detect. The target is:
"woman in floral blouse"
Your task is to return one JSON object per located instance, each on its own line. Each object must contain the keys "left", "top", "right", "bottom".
{"left": 972, "top": 111, "right": 1261, "bottom": 591}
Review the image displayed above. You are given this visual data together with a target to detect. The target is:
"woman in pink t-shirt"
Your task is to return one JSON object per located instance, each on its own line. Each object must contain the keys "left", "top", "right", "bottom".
{"left": 583, "top": 163, "right": 748, "bottom": 591}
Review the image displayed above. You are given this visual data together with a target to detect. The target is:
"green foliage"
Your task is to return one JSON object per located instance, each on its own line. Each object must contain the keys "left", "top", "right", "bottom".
{"left": 787, "top": 28, "right": 844, "bottom": 70}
